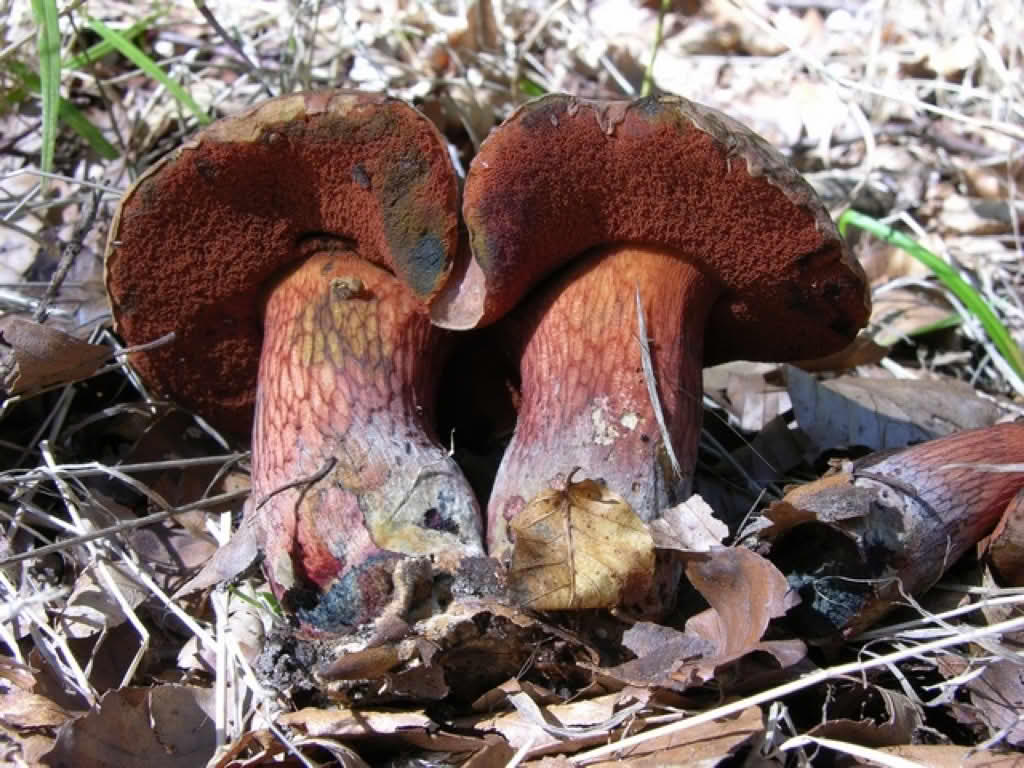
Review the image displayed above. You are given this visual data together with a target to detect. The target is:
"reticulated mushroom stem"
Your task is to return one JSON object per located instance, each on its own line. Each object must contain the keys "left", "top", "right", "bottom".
{"left": 254, "top": 251, "right": 483, "bottom": 630}
{"left": 487, "top": 246, "right": 718, "bottom": 558}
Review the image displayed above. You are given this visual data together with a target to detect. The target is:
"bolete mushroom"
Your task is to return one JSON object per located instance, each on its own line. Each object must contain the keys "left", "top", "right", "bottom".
{"left": 767, "top": 422, "right": 1024, "bottom": 636}
{"left": 105, "top": 91, "right": 484, "bottom": 631}
{"left": 433, "top": 94, "right": 871, "bottom": 559}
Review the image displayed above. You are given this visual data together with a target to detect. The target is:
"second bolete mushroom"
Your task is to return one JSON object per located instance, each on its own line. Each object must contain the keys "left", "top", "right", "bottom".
{"left": 106, "top": 91, "right": 484, "bottom": 631}
{"left": 434, "top": 94, "right": 871, "bottom": 560}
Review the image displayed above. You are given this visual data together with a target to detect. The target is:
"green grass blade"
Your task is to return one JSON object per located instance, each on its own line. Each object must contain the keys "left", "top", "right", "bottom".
{"left": 641, "top": 0, "right": 671, "bottom": 97}
{"left": 517, "top": 77, "right": 546, "bottom": 98}
{"left": 8, "top": 60, "right": 119, "bottom": 159}
{"left": 30, "top": 0, "right": 61, "bottom": 185}
{"left": 63, "top": 13, "right": 159, "bottom": 70}
{"left": 55, "top": 98, "right": 120, "bottom": 159}
{"left": 87, "top": 17, "right": 211, "bottom": 125}
{"left": 838, "top": 208, "right": 1024, "bottom": 380}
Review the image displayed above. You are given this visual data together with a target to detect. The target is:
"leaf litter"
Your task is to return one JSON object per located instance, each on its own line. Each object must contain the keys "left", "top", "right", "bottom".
{"left": 1, "top": 0, "right": 1024, "bottom": 765}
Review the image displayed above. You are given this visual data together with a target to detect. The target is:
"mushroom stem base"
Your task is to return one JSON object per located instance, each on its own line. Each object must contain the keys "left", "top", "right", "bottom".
{"left": 254, "top": 252, "right": 483, "bottom": 632}
{"left": 488, "top": 246, "right": 717, "bottom": 560}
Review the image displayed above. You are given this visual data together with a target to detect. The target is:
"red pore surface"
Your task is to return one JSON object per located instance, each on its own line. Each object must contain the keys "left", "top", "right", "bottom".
{"left": 257, "top": 251, "right": 482, "bottom": 630}
{"left": 487, "top": 246, "right": 713, "bottom": 558}
{"left": 106, "top": 91, "right": 458, "bottom": 435}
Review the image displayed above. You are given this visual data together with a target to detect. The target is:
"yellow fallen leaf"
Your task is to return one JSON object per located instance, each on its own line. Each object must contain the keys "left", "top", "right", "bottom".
{"left": 507, "top": 472, "right": 655, "bottom": 611}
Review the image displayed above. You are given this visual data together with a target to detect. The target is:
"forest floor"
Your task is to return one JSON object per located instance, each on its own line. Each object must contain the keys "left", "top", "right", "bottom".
{"left": 1, "top": 0, "right": 1023, "bottom": 766}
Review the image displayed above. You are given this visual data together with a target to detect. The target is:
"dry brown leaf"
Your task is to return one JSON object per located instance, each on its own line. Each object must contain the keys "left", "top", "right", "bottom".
{"left": 860, "top": 744, "right": 1024, "bottom": 767}
{"left": 795, "top": 332, "right": 891, "bottom": 372}
{"left": 281, "top": 707, "right": 487, "bottom": 753}
{"left": 569, "top": 704, "right": 764, "bottom": 767}
{"left": 595, "top": 622, "right": 713, "bottom": 690}
{"left": 461, "top": 734, "right": 516, "bottom": 768}
{"left": 45, "top": 685, "right": 217, "bottom": 768}
{"left": 810, "top": 682, "right": 924, "bottom": 747}
{"left": 785, "top": 366, "right": 1003, "bottom": 454}
{"left": 507, "top": 473, "right": 655, "bottom": 611}
{"left": 725, "top": 369, "right": 790, "bottom": 432}
{"left": 871, "top": 286, "right": 955, "bottom": 345}
{"left": 60, "top": 562, "right": 148, "bottom": 639}
{"left": 648, "top": 495, "right": 728, "bottom": 553}
{"left": 174, "top": 506, "right": 262, "bottom": 597}
{"left": 684, "top": 548, "right": 795, "bottom": 660}
{"left": 985, "top": 488, "right": 1024, "bottom": 586}
{"left": 1, "top": 720, "right": 56, "bottom": 767}
{"left": 0, "top": 315, "right": 109, "bottom": 396}
{"left": 0, "top": 690, "right": 70, "bottom": 729}
{"left": 969, "top": 658, "right": 1024, "bottom": 748}
{"left": 0, "top": 656, "right": 37, "bottom": 691}
{"left": 462, "top": 692, "right": 625, "bottom": 757}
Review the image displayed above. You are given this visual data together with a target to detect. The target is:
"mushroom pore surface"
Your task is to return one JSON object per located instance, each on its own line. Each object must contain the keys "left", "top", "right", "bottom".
{"left": 107, "top": 91, "right": 459, "bottom": 434}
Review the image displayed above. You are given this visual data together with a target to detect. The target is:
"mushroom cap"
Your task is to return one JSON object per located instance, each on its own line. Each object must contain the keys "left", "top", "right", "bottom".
{"left": 434, "top": 93, "right": 870, "bottom": 363}
{"left": 105, "top": 90, "right": 459, "bottom": 435}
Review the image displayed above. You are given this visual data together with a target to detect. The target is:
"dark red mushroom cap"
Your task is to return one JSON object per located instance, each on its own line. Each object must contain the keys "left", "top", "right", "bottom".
{"left": 433, "top": 93, "right": 870, "bottom": 362}
{"left": 105, "top": 90, "right": 459, "bottom": 434}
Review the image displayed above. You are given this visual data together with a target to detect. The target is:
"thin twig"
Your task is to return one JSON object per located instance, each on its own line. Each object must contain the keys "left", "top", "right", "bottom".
{"left": 254, "top": 457, "right": 336, "bottom": 511}
{"left": 33, "top": 190, "right": 102, "bottom": 323}
{"left": 0, "top": 488, "right": 249, "bottom": 568}
{"left": 634, "top": 289, "right": 683, "bottom": 484}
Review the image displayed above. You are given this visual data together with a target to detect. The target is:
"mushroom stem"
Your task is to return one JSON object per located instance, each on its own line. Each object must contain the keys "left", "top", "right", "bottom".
{"left": 255, "top": 251, "right": 483, "bottom": 630}
{"left": 488, "top": 246, "right": 717, "bottom": 558}
{"left": 769, "top": 422, "right": 1024, "bottom": 636}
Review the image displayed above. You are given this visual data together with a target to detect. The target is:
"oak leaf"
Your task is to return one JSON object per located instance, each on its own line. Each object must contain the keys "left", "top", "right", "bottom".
{"left": 507, "top": 472, "right": 655, "bottom": 611}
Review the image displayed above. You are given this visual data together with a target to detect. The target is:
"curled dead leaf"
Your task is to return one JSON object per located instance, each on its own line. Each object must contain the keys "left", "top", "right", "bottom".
{"left": 507, "top": 472, "right": 655, "bottom": 611}
{"left": 0, "top": 315, "right": 110, "bottom": 396}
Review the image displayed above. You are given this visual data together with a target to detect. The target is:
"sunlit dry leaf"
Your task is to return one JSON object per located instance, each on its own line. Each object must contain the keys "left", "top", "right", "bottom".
{"left": 0, "top": 689, "right": 70, "bottom": 729}
{"left": 462, "top": 692, "right": 624, "bottom": 757}
{"left": 60, "top": 562, "right": 148, "bottom": 639}
{"left": 471, "top": 678, "right": 563, "bottom": 713}
{"left": 795, "top": 332, "right": 891, "bottom": 372}
{"left": 0, "top": 315, "right": 109, "bottom": 396}
{"left": 0, "top": 656, "right": 37, "bottom": 691}
{"left": 985, "top": 487, "right": 1024, "bottom": 586}
{"left": 969, "top": 658, "right": 1024, "bottom": 747}
{"left": 785, "top": 365, "right": 1003, "bottom": 454}
{"left": 596, "top": 622, "right": 713, "bottom": 690}
{"left": 174, "top": 507, "right": 262, "bottom": 597}
{"left": 563, "top": 704, "right": 764, "bottom": 768}
{"left": 649, "top": 495, "right": 728, "bottom": 553}
{"left": 684, "top": 548, "right": 795, "bottom": 659}
{"left": 810, "top": 682, "right": 924, "bottom": 747}
{"left": 923, "top": 35, "right": 980, "bottom": 77}
{"left": 941, "top": 194, "right": 1014, "bottom": 236}
{"left": 47, "top": 685, "right": 217, "bottom": 768}
{"left": 871, "top": 286, "right": 955, "bottom": 346}
{"left": 724, "top": 368, "right": 790, "bottom": 431}
{"left": 280, "top": 707, "right": 486, "bottom": 752}
{"left": 507, "top": 473, "right": 655, "bottom": 611}
{"left": 860, "top": 744, "right": 1024, "bottom": 767}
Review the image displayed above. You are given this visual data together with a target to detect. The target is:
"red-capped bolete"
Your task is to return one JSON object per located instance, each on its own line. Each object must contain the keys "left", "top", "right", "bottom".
{"left": 433, "top": 94, "right": 871, "bottom": 559}
{"left": 106, "top": 91, "right": 484, "bottom": 631}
